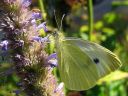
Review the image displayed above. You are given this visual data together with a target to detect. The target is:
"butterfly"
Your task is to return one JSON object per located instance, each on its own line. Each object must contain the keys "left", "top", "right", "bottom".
{"left": 52, "top": 14, "right": 122, "bottom": 91}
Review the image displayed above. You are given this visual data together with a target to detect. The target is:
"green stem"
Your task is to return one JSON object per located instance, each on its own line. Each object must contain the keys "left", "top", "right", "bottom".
{"left": 38, "top": 0, "right": 45, "bottom": 14}
{"left": 87, "top": 0, "right": 93, "bottom": 41}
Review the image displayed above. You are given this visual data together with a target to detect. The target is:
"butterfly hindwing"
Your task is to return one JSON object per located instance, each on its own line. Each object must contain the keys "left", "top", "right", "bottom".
{"left": 56, "top": 38, "right": 121, "bottom": 90}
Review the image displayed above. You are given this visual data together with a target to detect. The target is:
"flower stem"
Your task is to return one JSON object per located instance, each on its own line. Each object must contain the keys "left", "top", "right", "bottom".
{"left": 87, "top": 0, "right": 93, "bottom": 41}
{"left": 38, "top": 0, "right": 45, "bottom": 13}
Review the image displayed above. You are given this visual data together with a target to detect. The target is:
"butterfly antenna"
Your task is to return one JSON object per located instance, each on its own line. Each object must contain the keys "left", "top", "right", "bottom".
{"left": 54, "top": 10, "right": 59, "bottom": 29}
{"left": 59, "top": 14, "right": 65, "bottom": 31}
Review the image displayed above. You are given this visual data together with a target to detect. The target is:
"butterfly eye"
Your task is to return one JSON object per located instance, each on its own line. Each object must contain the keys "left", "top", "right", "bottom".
{"left": 93, "top": 58, "right": 99, "bottom": 64}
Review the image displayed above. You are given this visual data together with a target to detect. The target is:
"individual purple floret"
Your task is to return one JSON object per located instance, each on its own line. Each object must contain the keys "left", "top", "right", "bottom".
{"left": 47, "top": 53, "right": 57, "bottom": 60}
{"left": 47, "top": 53, "right": 58, "bottom": 67}
{"left": 37, "top": 22, "right": 48, "bottom": 32}
{"left": 31, "top": 19, "right": 37, "bottom": 28}
{"left": 31, "top": 12, "right": 42, "bottom": 20}
{"left": 31, "top": 36, "right": 49, "bottom": 42}
{"left": 0, "top": 40, "right": 9, "bottom": 51}
{"left": 22, "top": 0, "right": 31, "bottom": 7}
{"left": 48, "top": 59, "right": 58, "bottom": 67}
{"left": 13, "top": 90, "right": 21, "bottom": 95}
{"left": 17, "top": 40, "right": 24, "bottom": 47}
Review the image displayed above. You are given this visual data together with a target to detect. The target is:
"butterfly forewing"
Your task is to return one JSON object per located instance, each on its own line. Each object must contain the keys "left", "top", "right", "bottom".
{"left": 57, "top": 39, "right": 99, "bottom": 90}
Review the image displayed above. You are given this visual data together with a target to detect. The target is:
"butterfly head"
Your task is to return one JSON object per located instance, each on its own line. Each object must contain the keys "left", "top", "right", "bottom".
{"left": 52, "top": 30, "right": 64, "bottom": 42}
{"left": 52, "top": 30, "right": 59, "bottom": 38}
{"left": 52, "top": 12, "right": 65, "bottom": 41}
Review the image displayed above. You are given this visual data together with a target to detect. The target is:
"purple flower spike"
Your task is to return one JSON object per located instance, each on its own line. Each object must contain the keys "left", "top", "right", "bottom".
{"left": 54, "top": 82, "right": 64, "bottom": 93}
{"left": 22, "top": 0, "right": 31, "bottom": 7}
{"left": 0, "top": 40, "right": 9, "bottom": 51}
{"left": 37, "top": 22, "right": 48, "bottom": 32}
{"left": 31, "top": 12, "right": 42, "bottom": 20}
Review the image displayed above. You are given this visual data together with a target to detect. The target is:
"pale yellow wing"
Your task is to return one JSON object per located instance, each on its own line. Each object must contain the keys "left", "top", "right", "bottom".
{"left": 56, "top": 38, "right": 121, "bottom": 90}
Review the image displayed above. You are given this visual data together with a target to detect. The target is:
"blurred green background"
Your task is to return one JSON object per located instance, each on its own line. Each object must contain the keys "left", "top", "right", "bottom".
{"left": 0, "top": 0, "right": 128, "bottom": 96}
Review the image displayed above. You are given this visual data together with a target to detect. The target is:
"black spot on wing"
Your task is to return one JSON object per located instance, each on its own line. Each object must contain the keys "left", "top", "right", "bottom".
{"left": 93, "top": 58, "right": 99, "bottom": 64}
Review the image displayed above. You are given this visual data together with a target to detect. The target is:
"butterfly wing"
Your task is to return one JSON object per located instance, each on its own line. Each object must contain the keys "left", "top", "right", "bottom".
{"left": 56, "top": 38, "right": 121, "bottom": 91}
